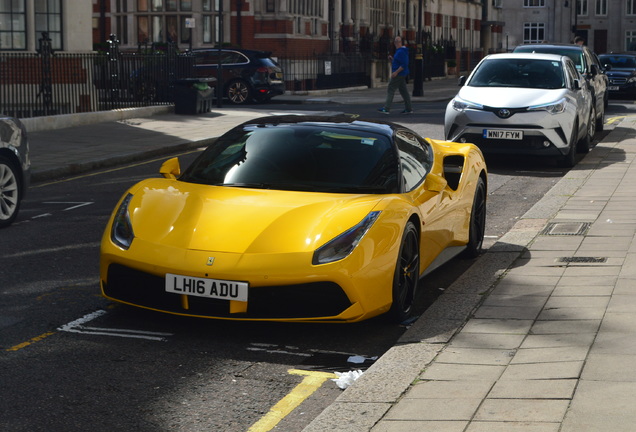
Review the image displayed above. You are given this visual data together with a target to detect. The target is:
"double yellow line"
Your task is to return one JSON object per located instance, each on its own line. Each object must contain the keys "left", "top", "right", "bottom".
{"left": 247, "top": 369, "right": 337, "bottom": 432}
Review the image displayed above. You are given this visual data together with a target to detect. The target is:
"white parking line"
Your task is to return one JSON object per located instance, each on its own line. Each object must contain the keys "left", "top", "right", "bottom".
{"left": 58, "top": 310, "right": 173, "bottom": 342}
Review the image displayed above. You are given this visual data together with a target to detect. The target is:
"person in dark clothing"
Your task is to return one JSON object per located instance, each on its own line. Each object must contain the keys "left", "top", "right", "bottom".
{"left": 378, "top": 36, "right": 413, "bottom": 114}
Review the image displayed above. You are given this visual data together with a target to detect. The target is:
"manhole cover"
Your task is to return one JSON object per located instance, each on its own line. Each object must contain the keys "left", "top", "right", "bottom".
{"left": 541, "top": 222, "right": 591, "bottom": 236}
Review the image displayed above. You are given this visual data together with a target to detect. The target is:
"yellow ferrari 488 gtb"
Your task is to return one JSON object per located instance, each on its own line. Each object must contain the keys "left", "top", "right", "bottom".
{"left": 100, "top": 115, "right": 487, "bottom": 323}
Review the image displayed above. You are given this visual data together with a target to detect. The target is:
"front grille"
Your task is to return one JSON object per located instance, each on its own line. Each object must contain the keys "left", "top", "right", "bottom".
{"left": 610, "top": 78, "right": 627, "bottom": 85}
{"left": 104, "top": 264, "right": 352, "bottom": 319}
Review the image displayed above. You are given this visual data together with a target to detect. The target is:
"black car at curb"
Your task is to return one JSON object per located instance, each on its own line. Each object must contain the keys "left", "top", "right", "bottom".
{"left": 599, "top": 53, "right": 636, "bottom": 99}
{"left": 192, "top": 48, "right": 285, "bottom": 105}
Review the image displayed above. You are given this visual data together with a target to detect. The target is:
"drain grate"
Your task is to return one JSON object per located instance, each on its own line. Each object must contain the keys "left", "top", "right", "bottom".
{"left": 541, "top": 222, "right": 591, "bottom": 236}
{"left": 558, "top": 257, "right": 607, "bottom": 264}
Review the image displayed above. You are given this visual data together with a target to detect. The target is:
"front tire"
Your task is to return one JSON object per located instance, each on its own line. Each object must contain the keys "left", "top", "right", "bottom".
{"left": 463, "top": 177, "right": 486, "bottom": 258}
{"left": 577, "top": 104, "right": 595, "bottom": 153}
{"left": 388, "top": 221, "right": 420, "bottom": 323}
{"left": 558, "top": 121, "right": 578, "bottom": 168}
{"left": 0, "top": 155, "right": 22, "bottom": 228}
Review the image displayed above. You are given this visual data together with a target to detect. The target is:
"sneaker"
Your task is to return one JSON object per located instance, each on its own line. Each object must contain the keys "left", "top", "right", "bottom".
{"left": 377, "top": 107, "right": 389, "bottom": 114}
{"left": 401, "top": 109, "right": 413, "bottom": 114}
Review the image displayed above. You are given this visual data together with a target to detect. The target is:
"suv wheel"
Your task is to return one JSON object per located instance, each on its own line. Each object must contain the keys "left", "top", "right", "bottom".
{"left": 226, "top": 80, "right": 252, "bottom": 105}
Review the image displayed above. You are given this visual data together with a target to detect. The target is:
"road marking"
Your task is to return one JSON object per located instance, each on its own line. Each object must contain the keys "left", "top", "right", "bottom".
{"left": 43, "top": 201, "right": 94, "bottom": 211}
{"left": 246, "top": 369, "right": 337, "bottom": 432}
{"left": 5, "top": 332, "right": 56, "bottom": 352}
{"left": 57, "top": 309, "right": 173, "bottom": 341}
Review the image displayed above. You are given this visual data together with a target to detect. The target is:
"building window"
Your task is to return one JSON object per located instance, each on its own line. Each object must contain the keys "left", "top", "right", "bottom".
{"left": 524, "top": 0, "right": 545, "bottom": 6}
{"left": 0, "top": 0, "right": 26, "bottom": 50}
{"left": 35, "top": 0, "right": 63, "bottom": 50}
{"left": 288, "top": 0, "right": 323, "bottom": 35}
{"left": 627, "top": 30, "right": 636, "bottom": 49}
{"left": 202, "top": 14, "right": 219, "bottom": 43}
{"left": 265, "top": 0, "right": 275, "bottom": 12}
{"left": 523, "top": 22, "right": 545, "bottom": 43}
{"left": 595, "top": 0, "right": 607, "bottom": 14}
{"left": 577, "top": 0, "right": 588, "bottom": 15}
{"left": 628, "top": 0, "right": 636, "bottom": 14}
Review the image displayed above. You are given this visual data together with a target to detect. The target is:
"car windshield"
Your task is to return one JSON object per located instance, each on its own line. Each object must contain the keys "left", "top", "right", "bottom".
{"left": 599, "top": 55, "right": 636, "bottom": 69}
{"left": 469, "top": 58, "right": 565, "bottom": 89}
{"left": 180, "top": 124, "right": 399, "bottom": 194}
{"left": 514, "top": 46, "right": 584, "bottom": 72}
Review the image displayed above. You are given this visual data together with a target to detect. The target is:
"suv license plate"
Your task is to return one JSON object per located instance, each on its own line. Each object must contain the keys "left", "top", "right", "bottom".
{"left": 483, "top": 129, "right": 523, "bottom": 140}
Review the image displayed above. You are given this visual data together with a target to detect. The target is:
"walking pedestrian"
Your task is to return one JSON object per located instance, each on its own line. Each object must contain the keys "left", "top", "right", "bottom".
{"left": 378, "top": 36, "right": 413, "bottom": 114}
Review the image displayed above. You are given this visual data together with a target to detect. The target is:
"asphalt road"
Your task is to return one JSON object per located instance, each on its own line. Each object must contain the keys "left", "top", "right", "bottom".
{"left": 1, "top": 98, "right": 630, "bottom": 432}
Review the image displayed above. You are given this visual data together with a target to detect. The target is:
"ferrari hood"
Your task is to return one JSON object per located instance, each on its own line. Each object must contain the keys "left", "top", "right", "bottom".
{"left": 458, "top": 86, "right": 568, "bottom": 108}
{"left": 124, "top": 178, "right": 385, "bottom": 254}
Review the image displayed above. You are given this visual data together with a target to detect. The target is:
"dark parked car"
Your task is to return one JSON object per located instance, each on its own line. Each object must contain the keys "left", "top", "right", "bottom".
{"left": 599, "top": 53, "right": 636, "bottom": 99}
{"left": 192, "top": 48, "right": 285, "bottom": 105}
{"left": 513, "top": 43, "right": 608, "bottom": 131}
{"left": 0, "top": 117, "right": 30, "bottom": 228}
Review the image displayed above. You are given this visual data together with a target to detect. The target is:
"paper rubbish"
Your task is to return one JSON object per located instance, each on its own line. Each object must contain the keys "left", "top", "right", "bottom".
{"left": 332, "top": 369, "right": 364, "bottom": 389}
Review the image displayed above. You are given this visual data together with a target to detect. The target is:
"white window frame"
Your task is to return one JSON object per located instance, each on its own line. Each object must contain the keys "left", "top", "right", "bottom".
{"left": 577, "top": 0, "right": 589, "bottom": 16}
{"left": 627, "top": 30, "right": 636, "bottom": 49}
{"left": 524, "top": 0, "right": 545, "bottom": 7}
{"left": 628, "top": 0, "right": 636, "bottom": 14}
{"left": 595, "top": 0, "right": 607, "bottom": 15}
{"left": 523, "top": 22, "right": 545, "bottom": 43}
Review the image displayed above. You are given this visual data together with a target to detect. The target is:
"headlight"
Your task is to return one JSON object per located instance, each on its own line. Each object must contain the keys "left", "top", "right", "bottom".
{"left": 628, "top": 77, "right": 636, "bottom": 83}
{"left": 528, "top": 98, "right": 566, "bottom": 114}
{"left": 312, "top": 211, "right": 381, "bottom": 265}
{"left": 451, "top": 97, "right": 483, "bottom": 112}
{"left": 111, "top": 193, "right": 134, "bottom": 250}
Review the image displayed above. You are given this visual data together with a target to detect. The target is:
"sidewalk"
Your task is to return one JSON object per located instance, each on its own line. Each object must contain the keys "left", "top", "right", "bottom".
{"left": 303, "top": 117, "right": 636, "bottom": 432}
{"left": 22, "top": 80, "right": 636, "bottom": 431}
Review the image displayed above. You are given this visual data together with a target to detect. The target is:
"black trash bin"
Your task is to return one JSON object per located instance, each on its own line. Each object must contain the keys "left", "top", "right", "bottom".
{"left": 174, "top": 78, "right": 216, "bottom": 115}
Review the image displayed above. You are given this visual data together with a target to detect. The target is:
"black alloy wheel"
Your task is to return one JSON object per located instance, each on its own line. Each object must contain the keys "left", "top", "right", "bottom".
{"left": 226, "top": 80, "right": 252, "bottom": 104}
{"left": 463, "top": 177, "right": 487, "bottom": 258}
{"left": 388, "top": 221, "right": 420, "bottom": 322}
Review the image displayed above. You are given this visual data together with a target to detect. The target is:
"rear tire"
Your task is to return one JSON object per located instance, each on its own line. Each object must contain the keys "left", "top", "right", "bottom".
{"left": 596, "top": 100, "right": 605, "bottom": 132}
{"left": 226, "top": 80, "right": 252, "bottom": 105}
{"left": 0, "top": 155, "right": 22, "bottom": 228}
{"left": 388, "top": 221, "right": 420, "bottom": 323}
{"left": 463, "top": 177, "right": 486, "bottom": 258}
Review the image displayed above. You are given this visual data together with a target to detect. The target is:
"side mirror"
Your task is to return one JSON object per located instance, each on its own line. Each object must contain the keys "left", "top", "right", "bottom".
{"left": 458, "top": 76, "right": 467, "bottom": 86}
{"left": 590, "top": 64, "right": 599, "bottom": 76}
{"left": 424, "top": 172, "right": 448, "bottom": 192}
{"left": 573, "top": 79, "right": 581, "bottom": 90}
{"left": 160, "top": 157, "right": 181, "bottom": 179}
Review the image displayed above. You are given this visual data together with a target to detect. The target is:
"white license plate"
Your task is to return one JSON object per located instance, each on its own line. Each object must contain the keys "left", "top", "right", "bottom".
{"left": 483, "top": 129, "right": 523, "bottom": 140}
{"left": 609, "top": 86, "right": 619, "bottom": 91}
{"left": 165, "top": 273, "right": 248, "bottom": 302}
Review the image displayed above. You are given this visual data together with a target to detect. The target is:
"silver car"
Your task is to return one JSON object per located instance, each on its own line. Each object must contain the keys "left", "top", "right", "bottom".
{"left": 0, "top": 117, "right": 30, "bottom": 228}
{"left": 444, "top": 53, "right": 595, "bottom": 167}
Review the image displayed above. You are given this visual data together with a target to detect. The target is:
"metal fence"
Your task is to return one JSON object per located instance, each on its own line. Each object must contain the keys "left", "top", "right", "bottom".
{"left": 0, "top": 33, "right": 478, "bottom": 119}
{"left": 278, "top": 53, "right": 373, "bottom": 92}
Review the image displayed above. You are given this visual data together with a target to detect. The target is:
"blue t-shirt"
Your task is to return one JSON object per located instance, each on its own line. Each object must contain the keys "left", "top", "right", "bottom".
{"left": 392, "top": 46, "right": 410, "bottom": 76}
